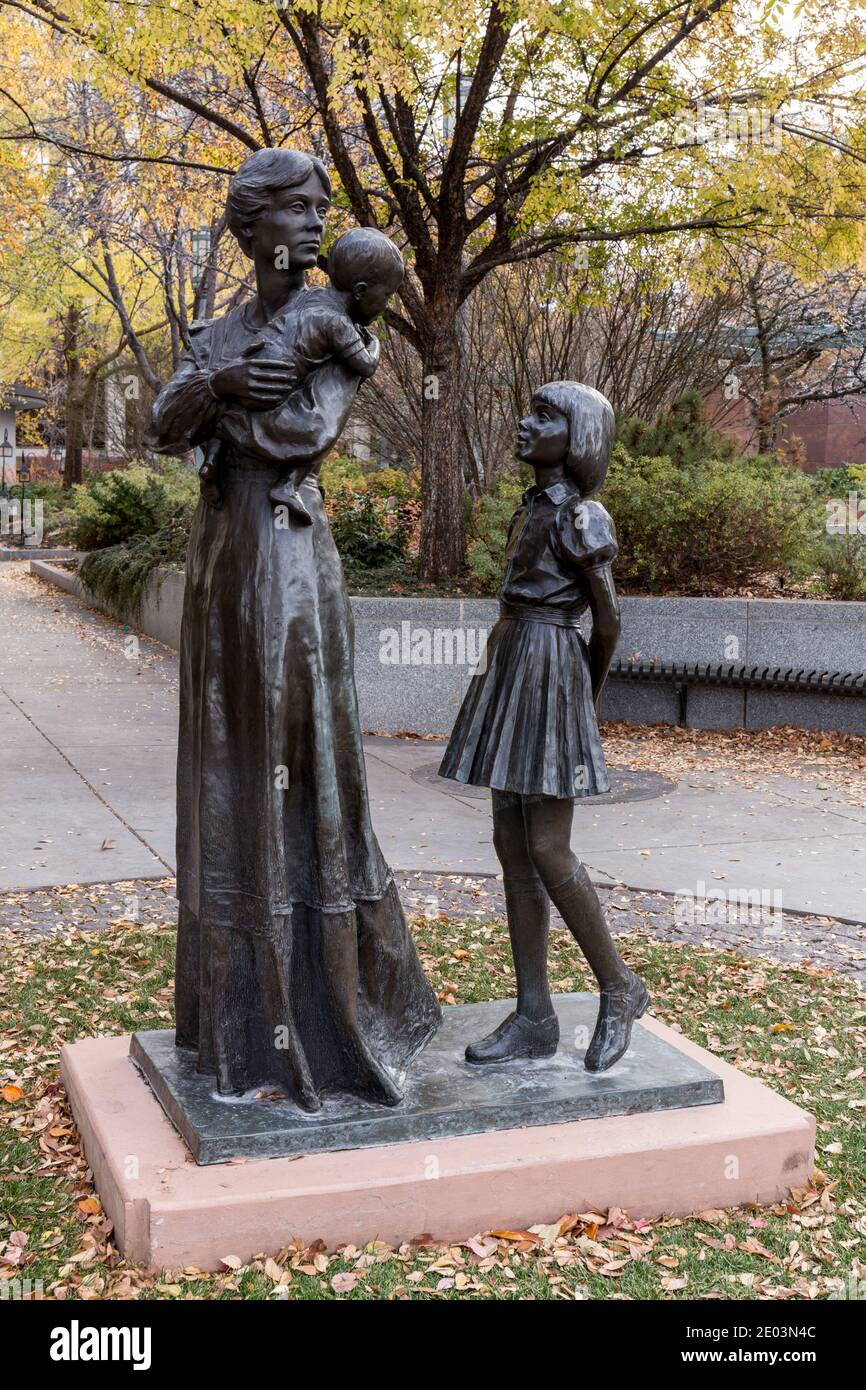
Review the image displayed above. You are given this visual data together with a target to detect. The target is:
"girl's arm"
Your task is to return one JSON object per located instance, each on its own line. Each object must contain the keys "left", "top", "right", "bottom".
{"left": 584, "top": 563, "right": 621, "bottom": 711}
{"left": 554, "top": 499, "right": 620, "bottom": 710}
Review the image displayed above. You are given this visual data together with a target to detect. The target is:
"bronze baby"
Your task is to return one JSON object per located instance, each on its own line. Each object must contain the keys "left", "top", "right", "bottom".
{"left": 198, "top": 227, "right": 404, "bottom": 520}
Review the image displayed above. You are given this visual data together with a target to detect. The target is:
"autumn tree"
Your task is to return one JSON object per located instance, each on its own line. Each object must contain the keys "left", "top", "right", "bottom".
{"left": 354, "top": 240, "right": 742, "bottom": 489}
{"left": 0, "top": 24, "right": 248, "bottom": 472}
{"left": 3, "top": 1, "right": 866, "bottom": 571}
{"left": 710, "top": 247, "right": 866, "bottom": 452}
{"left": 269, "top": 0, "right": 866, "bottom": 576}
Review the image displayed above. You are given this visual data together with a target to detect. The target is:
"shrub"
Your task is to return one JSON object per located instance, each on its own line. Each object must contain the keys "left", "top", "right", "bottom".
{"left": 75, "top": 461, "right": 197, "bottom": 615}
{"left": 320, "top": 455, "right": 421, "bottom": 579}
{"left": 812, "top": 533, "right": 866, "bottom": 601}
{"left": 466, "top": 475, "right": 526, "bottom": 594}
{"left": 327, "top": 490, "right": 411, "bottom": 570}
{"left": 364, "top": 465, "right": 419, "bottom": 502}
{"left": 465, "top": 448, "right": 820, "bottom": 597}
{"left": 319, "top": 454, "right": 370, "bottom": 494}
{"left": 78, "top": 510, "right": 192, "bottom": 617}
{"left": 69, "top": 460, "right": 198, "bottom": 551}
{"left": 319, "top": 455, "right": 418, "bottom": 502}
{"left": 616, "top": 389, "right": 740, "bottom": 468}
{"left": 601, "top": 445, "right": 821, "bottom": 593}
{"left": 22, "top": 481, "right": 66, "bottom": 504}
{"left": 810, "top": 464, "right": 866, "bottom": 500}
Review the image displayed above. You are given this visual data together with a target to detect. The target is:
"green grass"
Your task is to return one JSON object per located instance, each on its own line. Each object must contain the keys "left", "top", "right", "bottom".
{"left": 1, "top": 910, "right": 864, "bottom": 1300}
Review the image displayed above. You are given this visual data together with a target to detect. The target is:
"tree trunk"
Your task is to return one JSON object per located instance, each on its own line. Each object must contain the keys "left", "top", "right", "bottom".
{"left": 62, "top": 305, "right": 84, "bottom": 488}
{"left": 748, "top": 272, "right": 779, "bottom": 454}
{"left": 418, "top": 322, "right": 466, "bottom": 582}
{"left": 756, "top": 373, "right": 780, "bottom": 453}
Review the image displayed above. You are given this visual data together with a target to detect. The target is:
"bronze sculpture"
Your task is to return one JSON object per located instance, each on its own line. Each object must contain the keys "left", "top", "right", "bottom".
{"left": 145, "top": 148, "right": 440, "bottom": 1110}
{"left": 198, "top": 227, "right": 404, "bottom": 520}
{"left": 440, "top": 382, "right": 650, "bottom": 1071}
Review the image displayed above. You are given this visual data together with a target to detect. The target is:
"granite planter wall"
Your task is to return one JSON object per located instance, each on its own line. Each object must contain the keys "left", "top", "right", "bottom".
{"left": 30, "top": 559, "right": 186, "bottom": 651}
{"left": 30, "top": 560, "right": 866, "bottom": 736}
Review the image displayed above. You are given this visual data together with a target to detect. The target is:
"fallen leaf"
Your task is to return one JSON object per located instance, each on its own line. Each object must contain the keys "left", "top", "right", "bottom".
{"left": 465, "top": 1235, "right": 499, "bottom": 1259}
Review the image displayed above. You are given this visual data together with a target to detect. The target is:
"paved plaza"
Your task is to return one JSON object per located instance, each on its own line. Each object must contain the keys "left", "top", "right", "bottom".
{"left": 2, "top": 564, "right": 865, "bottom": 952}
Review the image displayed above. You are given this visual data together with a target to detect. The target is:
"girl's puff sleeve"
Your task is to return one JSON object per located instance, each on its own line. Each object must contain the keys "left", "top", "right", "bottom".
{"left": 555, "top": 498, "right": 618, "bottom": 573}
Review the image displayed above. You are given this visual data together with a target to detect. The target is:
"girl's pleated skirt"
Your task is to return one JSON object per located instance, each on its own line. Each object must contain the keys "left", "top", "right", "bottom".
{"left": 439, "top": 603, "right": 610, "bottom": 799}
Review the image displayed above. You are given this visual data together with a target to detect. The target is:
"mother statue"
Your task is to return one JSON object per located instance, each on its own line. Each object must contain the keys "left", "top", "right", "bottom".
{"left": 145, "top": 149, "right": 440, "bottom": 1112}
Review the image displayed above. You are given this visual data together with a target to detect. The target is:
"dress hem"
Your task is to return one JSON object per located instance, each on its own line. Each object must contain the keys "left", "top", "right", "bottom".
{"left": 175, "top": 873, "right": 397, "bottom": 918}
{"left": 439, "top": 770, "right": 611, "bottom": 800}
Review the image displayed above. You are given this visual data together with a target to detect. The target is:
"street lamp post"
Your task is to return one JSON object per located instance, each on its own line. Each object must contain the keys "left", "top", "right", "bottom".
{"left": 0, "top": 428, "right": 12, "bottom": 499}
{"left": 190, "top": 227, "right": 211, "bottom": 289}
{"left": 17, "top": 456, "right": 31, "bottom": 546}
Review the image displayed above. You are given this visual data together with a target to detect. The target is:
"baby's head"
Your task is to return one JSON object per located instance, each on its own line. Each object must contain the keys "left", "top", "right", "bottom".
{"left": 518, "top": 381, "right": 615, "bottom": 496}
{"left": 325, "top": 228, "right": 404, "bottom": 320}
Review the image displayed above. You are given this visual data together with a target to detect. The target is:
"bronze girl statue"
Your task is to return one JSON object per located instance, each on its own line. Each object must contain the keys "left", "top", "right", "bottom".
{"left": 440, "top": 382, "right": 649, "bottom": 1072}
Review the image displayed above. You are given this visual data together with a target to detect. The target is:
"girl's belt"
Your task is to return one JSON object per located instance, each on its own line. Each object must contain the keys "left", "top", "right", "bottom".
{"left": 499, "top": 601, "right": 585, "bottom": 629}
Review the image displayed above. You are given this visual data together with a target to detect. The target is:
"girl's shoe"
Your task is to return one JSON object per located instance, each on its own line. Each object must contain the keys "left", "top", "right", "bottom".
{"left": 465, "top": 1010, "right": 559, "bottom": 1064}
{"left": 584, "top": 970, "right": 650, "bottom": 1073}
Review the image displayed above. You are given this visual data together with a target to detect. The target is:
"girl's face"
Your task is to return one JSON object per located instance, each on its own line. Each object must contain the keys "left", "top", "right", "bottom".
{"left": 517, "top": 399, "right": 569, "bottom": 466}
{"left": 247, "top": 171, "right": 330, "bottom": 268}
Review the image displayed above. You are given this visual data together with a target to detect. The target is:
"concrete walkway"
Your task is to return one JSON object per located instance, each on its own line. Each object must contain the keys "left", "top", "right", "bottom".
{"left": 2, "top": 563, "right": 865, "bottom": 923}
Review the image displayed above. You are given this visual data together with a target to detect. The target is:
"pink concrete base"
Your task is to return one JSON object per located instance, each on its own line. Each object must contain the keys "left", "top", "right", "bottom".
{"left": 61, "top": 1018, "right": 815, "bottom": 1272}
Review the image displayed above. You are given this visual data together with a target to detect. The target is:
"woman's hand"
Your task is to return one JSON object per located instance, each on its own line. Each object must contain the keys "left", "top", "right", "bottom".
{"left": 209, "top": 343, "right": 294, "bottom": 411}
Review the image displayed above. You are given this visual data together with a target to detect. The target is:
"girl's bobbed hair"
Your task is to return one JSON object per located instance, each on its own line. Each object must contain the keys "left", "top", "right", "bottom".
{"left": 533, "top": 380, "right": 615, "bottom": 496}
{"left": 226, "top": 148, "right": 331, "bottom": 257}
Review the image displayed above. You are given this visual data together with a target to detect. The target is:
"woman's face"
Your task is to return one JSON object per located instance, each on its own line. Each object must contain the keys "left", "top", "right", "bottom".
{"left": 517, "top": 399, "right": 569, "bottom": 466}
{"left": 248, "top": 171, "right": 330, "bottom": 269}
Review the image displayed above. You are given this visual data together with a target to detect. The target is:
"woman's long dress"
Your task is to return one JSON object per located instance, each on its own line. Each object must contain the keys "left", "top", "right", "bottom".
{"left": 145, "top": 293, "right": 440, "bottom": 1110}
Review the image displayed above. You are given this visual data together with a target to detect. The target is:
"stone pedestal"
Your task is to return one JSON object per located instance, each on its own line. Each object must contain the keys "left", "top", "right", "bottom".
{"left": 129, "top": 994, "right": 723, "bottom": 1164}
{"left": 60, "top": 1007, "right": 815, "bottom": 1272}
